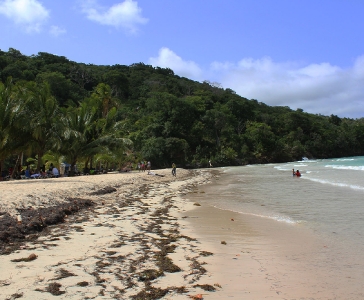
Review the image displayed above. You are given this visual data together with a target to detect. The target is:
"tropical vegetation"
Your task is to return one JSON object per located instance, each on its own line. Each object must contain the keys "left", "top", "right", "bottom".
{"left": 1, "top": 48, "right": 364, "bottom": 177}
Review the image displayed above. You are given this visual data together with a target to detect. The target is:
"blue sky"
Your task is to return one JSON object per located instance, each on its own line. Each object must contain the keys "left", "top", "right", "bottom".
{"left": 1, "top": 0, "right": 364, "bottom": 118}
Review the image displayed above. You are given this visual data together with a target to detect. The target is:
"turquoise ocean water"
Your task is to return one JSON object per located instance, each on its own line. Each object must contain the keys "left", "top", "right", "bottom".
{"left": 193, "top": 156, "right": 364, "bottom": 296}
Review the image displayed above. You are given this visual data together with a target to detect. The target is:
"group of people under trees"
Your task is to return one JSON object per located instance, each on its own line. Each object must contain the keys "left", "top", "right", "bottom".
{"left": 136, "top": 160, "right": 177, "bottom": 177}
{"left": 137, "top": 161, "right": 151, "bottom": 172}
{"left": 3, "top": 163, "right": 61, "bottom": 180}
{"left": 2, "top": 158, "right": 180, "bottom": 180}
{"left": 135, "top": 160, "right": 177, "bottom": 177}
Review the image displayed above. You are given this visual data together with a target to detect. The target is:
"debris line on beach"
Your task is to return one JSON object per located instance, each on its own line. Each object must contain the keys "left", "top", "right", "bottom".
{"left": 0, "top": 198, "right": 94, "bottom": 254}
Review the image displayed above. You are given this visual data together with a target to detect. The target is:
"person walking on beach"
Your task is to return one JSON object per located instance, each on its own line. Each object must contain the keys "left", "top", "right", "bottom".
{"left": 172, "top": 163, "right": 176, "bottom": 177}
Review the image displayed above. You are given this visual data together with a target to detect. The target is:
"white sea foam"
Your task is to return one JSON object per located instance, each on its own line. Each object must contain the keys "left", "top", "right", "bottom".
{"left": 274, "top": 166, "right": 291, "bottom": 171}
{"left": 305, "top": 177, "right": 364, "bottom": 191}
{"left": 238, "top": 211, "right": 297, "bottom": 224}
{"left": 271, "top": 215, "right": 297, "bottom": 224}
{"left": 211, "top": 205, "right": 297, "bottom": 224}
{"left": 325, "top": 164, "right": 364, "bottom": 171}
{"left": 297, "top": 159, "right": 317, "bottom": 163}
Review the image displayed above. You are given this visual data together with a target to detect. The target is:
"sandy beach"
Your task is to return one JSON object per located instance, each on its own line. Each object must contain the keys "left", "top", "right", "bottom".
{"left": 1, "top": 168, "right": 351, "bottom": 300}
{"left": 184, "top": 172, "right": 364, "bottom": 300}
{"left": 1, "top": 168, "right": 245, "bottom": 300}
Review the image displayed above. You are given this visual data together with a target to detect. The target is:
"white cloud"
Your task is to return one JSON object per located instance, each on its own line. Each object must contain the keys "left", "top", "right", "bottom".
{"left": 81, "top": 0, "right": 148, "bottom": 33}
{"left": 149, "top": 48, "right": 364, "bottom": 118}
{"left": 49, "top": 25, "right": 66, "bottom": 37}
{"left": 149, "top": 47, "right": 203, "bottom": 80}
{"left": 0, "top": 0, "right": 49, "bottom": 33}
{"left": 213, "top": 56, "right": 364, "bottom": 118}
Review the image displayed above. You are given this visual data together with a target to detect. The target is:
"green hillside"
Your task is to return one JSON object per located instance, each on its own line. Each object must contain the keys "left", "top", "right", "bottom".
{"left": 1, "top": 48, "right": 364, "bottom": 176}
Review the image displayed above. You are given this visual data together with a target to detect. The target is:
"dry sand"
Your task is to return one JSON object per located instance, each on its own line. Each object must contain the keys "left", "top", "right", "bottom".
{"left": 0, "top": 168, "right": 349, "bottom": 300}
{"left": 0, "top": 169, "right": 221, "bottom": 300}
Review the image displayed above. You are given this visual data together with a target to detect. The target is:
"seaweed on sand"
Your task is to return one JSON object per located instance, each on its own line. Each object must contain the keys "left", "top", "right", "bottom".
{"left": 7, "top": 292, "right": 23, "bottom": 299}
{"left": 189, "top": 259, "right": 207, "bottom": 275}
{"left": 200, "top": 251, "right": 213, "bottom": 257}
{"left": 193, "top": 284, "right": 216, "bottom": 292}
{"left": 155, "top": 252, "right": 181, "bottom": 273}
{"left": 36, "top": 282, "right": 66, "bottom": 296}
{"left": 130, "top": 283, "right": 169, "bottom": 300}
{"left": 132, "top": 281, "right": 188, "bottom": 299}
{"left": 90, "top": 271, "right": 107, "bottom": 284}
{"left": 138, "top": 269, "right": 164, "bottom": 282}
{"left": 151, "top": 207, "right": 170, "bottom": 217}
{"left": 47, "top": 282, "right": 65, "bottom": 296}
{"left": 53, "top": 268, "right": 76, "bottom": 280}
{"left": 170, "top": 286, "right": 188, "bottom": 294}
{"left": 11, "top": 253, "right": 37, "bottom": 262}
{"left": 89, "top": 186, "right": 117, "bottom": 195}
{"left": 184, "top": 258, "right": 207, "bottom": 284}
{"left": 0, "top": 198, "right": 94, "bottom": 254}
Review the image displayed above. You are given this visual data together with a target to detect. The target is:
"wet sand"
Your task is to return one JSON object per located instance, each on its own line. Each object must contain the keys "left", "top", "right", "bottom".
{"left": 185, "top": 179, "right": 364, "bottom": 299}
{"left": 1, "top": 168, "right": 358, "bottom": 299}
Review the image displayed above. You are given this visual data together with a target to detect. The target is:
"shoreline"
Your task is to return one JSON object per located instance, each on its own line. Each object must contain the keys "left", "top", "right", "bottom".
{"left": 184, "top": 170, "right": 364, "bottom": 300}
{"left": 0, "top": 169, "right": 222, "bottom": 299}
{"left": 2, "top": 167, "right": 359, "bottom": 299}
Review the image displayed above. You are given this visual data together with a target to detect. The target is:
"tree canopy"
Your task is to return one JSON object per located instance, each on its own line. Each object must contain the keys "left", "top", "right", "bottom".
{"left": 1, "top": 48, "right": 364, "bottom": 175}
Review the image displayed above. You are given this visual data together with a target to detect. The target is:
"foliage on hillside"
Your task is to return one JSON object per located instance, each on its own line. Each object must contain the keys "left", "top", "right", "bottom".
{"left": 1, "top": 48, "right": 364, "bottom": 173}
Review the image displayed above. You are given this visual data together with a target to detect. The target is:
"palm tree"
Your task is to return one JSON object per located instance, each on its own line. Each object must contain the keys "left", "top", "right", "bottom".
{"left": 22, "top": 81, "right": 62, "bottom": 171}
{"left": 91, "top": 83, "right": 120, "bottom": 118}
{"left": 0, "top": 78, "right": 28, "bottom": 175}
{"left": 59, "top": 100, "right": 132, "bottom": 176}
{"left": 42, "top": 150, "right": 64, "bottom": 169}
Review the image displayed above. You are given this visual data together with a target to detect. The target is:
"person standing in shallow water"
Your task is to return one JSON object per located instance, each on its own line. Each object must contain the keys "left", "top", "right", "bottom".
{"left": 172, "top": 163, "right": 176, "bottom": 177}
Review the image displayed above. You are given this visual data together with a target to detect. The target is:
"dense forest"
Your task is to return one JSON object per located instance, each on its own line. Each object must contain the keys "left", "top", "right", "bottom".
{"left": 1, "top": 47, "right": 364, "bottom": 177}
